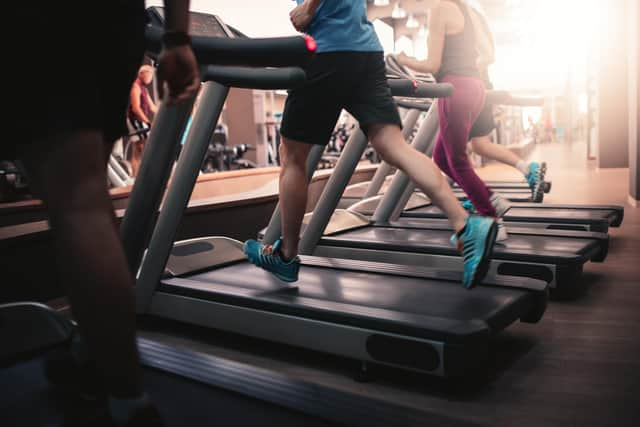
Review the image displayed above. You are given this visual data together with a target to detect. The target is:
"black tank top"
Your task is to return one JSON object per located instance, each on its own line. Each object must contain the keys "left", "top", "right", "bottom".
{"left": 435, "top": 1, "right": 480, "bottom": 81}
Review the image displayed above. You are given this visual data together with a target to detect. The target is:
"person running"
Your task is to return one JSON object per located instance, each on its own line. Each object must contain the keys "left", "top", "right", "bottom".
{"left": 463, "top": 0, "right": 547, "bottom": 203}
{"left": 243, "top": 0, "right": 497, "bottom": 290}
{"left": 396, "top": 0, "right": 509, "bottom": 241}
{"left": 7, "top": 1, "right": 200, "bottom": 426}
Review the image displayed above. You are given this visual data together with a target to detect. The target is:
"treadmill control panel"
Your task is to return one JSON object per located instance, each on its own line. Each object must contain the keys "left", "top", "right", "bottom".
{"left": 147, "top": 6, "right": 233, "bottom": 38}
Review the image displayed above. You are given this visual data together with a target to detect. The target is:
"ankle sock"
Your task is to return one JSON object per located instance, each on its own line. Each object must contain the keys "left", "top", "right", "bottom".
{"left": 456, "top": 225, "right": 468, "bottom": 238}
{"left": 515, "top": 160, "right": 530, "bottom": 176}
{"left": 109, "top": 393, "right": 151, "bottom": 425}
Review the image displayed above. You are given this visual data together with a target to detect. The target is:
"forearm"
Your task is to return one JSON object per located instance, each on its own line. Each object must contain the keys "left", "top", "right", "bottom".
{"left": 163, "top": 0, "right": 190, "bottom": 32}
{"left": 403, "top": 57, "right": 438, "bottom": 75}
{"left": 132, "top": 107, "right": 151, "bottom": 124}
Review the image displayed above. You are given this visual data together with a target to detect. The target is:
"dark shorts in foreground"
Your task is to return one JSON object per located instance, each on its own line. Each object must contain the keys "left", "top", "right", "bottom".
{"left": 4, "top": 2, "right": 147, "bottom": 159}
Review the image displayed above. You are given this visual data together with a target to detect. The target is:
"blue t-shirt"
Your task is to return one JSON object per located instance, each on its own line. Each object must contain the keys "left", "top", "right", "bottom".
{"left": 295, "top": 0, "right": 382, "bottom": 53}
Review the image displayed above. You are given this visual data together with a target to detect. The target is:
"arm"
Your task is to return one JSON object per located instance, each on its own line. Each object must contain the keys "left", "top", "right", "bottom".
{"left": 157, "top": 0, "right": 200, "bottom": 105}
{"left": 396, "top": 4, "right": 446, "bottom": 75}
{"left": 290, "top": 0, "right": 323, "bottom": 32}
{"left": 130, "top": 84, "right": 152, "bottom": 125}
{"left": 146, "top": 90, "right": 158, "bottom": 115}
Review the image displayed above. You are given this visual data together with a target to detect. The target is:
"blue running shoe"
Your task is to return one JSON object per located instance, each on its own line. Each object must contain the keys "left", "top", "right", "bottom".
{"left": 526, "top": 162, "right": 547, "bottom": 202}
{"left": 243, "top": 239, "right": 300, "bottom": 282}
{"left": 461, "top": 199, "right": 476, "bottom": 213}
{"left": 454, "top": 215, "right": 498, "bottom": 289}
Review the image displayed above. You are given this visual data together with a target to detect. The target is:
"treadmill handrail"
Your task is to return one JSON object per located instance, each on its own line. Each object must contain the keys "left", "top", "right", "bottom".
{"left": 395, "top": 99, "right": 433, "bottom": 112}
{"left": 485, "top": 91, "right": 544, "bottom": 107}
{"left": 145, "top": 26, "right": 315, "bottom": 68}
{"left": 203, "top": 66, "right": 306, "bottom": 89}
{"left": 387, "top": 79, "right": 453, "bottom": 99}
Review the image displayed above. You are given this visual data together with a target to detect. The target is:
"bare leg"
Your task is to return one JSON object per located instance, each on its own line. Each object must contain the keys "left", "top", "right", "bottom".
{"left": 18, "top": 130, "right": 141, "bottom": 399}
{"left": 278, "top": 137, "right": 313, "bottom": 260}
{"left": 368, "top": 124, "right": 468, "bottom": 232}
{"left": 130, "top": 140, "right": 145, "bottom": 178}
{"left": 469, "top": 135, "right": 522, "bottom": 168}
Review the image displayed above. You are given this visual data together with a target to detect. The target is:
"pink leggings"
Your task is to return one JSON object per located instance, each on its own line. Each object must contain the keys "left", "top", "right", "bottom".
{"left": 433, "top": 74, "right": 497, "bottom": 217}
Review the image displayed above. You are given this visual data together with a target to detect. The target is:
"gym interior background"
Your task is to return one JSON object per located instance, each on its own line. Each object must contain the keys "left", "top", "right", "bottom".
{"left": 141, "top": 0, "right": 640, "bottom": 204}
{"left": 1, "top": 1, "right": 640, "bottom": 426}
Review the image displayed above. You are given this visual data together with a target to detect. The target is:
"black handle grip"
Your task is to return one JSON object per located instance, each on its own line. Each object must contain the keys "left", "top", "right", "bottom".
{"left": 203, "top": 66, "right": 306, "bottom": 90}
{"left": 145, "top": 26, "right": 315, "bottom": 68}
{"left": 388, "top": 79, "right": 454, "bottom": 99}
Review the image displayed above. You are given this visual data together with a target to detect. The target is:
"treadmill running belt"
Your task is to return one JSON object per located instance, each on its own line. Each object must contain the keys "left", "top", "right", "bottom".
{"left": 405, "top": 205, "right": 614, "bottom": 222}
{"left": 160, "top": 261, "right": 535, "bottom": 339}
{"left": 326, "top": 227, "right": 599, "bottom": 262}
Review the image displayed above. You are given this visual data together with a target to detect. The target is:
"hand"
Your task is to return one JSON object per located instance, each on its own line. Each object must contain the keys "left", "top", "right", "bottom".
{"left": 290, "top": 2, "right": 314, "bottom": 32}
{"left": 157, "top": 45, "right": 200, "bottom": 105}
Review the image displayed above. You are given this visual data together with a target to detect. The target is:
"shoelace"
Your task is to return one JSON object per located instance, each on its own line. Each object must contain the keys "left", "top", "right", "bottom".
{"left": 260, "top": 243, "right": 276, "bottom": 256}
{"left": 257, "top": 243, "right": 288, "bottom": 267}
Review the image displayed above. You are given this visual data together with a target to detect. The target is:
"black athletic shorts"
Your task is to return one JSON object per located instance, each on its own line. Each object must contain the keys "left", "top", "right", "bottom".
{"left": 280, "top": 51, "right": 402, "bottom": 145}
{"left": 469, "top": 102, "right": 496, "bottom": 139}
{"left": 4, "top": 1, "right": 147, "bottom": 159}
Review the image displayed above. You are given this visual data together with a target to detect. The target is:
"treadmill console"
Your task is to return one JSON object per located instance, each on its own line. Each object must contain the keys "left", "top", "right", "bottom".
{"left": 147, "top": 6, "right": 234, "bottom": 38}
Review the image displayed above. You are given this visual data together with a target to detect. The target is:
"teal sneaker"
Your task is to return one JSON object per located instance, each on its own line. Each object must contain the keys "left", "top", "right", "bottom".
{"left": 526, "top": 162, "right": 547, "bottom": 202}
{"left": 453, "top": 215, "right": 498, "bottom": 289}
{"left": 243, "top": 239, "right": 300, "bottom": 282}
{"left": 461, "top": 199, "right": 476, "bottom": 213}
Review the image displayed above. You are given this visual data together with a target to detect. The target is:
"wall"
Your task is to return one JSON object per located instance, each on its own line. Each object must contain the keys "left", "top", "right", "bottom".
{"left": 596, "top": 1, "right": 630, "bottom": 168}
{"left": 630, "top": 0, "right": 640, "bottom": 203}
{"left": 225, "top": 88, "right": 259, "bottom": 164}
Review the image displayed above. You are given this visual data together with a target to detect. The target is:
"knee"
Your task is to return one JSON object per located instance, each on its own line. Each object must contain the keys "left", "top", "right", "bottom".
{"left": 448, "top": 153, "right": 471, "bottom": 172}
{"left": 369, "top": 126, "right": 406, "bottom": 168}
{"left": 469, "top": 138, "right": 481, "bottom": 154}
{"left": 469, "top": 138, "right": 487, "bottom": 155}
{"left": 280, "top": 138, "right": 310, "bottom": 169}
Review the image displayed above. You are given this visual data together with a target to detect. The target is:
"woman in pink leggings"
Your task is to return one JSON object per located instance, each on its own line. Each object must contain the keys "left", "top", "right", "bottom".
{"left": 398, "top": 0, "right": 509, "bottom": 240}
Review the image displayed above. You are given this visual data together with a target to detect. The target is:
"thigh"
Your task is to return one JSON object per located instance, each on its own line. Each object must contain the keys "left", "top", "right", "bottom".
{"left": 345, "top": 53, "right": 402, "bottom": 136}
{"left": 10, "top": 2, "right": 147, "bottom": 155}
{"left": 17, "top": 130, "right": 110, "bottom": 205}
{"left": 280, "top": 54, "right": 344, "bottom": 145}
{"left": 438, "top": 76, "right": 485, "bottom": 152}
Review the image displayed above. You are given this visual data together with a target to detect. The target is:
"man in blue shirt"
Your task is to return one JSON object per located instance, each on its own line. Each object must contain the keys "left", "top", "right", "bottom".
{"left": 244, "top": 0, "right": 498, "bottom": 289}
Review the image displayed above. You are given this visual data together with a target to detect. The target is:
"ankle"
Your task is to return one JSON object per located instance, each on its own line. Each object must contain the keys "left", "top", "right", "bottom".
{"left": 278, "top": 242, "right": 297, "bottom": 262}
{"left": 280, "top": 249, "right": 297, "bottom": 262}
{"left": 453, "top": 211, "right": 469, "bottom": 234}
{"left": 515, "top": 160, "right": 529, "bottom": 176}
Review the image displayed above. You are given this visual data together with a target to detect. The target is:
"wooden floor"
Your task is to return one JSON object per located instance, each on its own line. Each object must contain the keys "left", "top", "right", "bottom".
{"left": 138, "top": 139, "right": 640, "bottom": 426}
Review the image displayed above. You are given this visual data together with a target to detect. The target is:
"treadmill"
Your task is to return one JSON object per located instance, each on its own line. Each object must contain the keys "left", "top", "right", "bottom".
{"left": 345, "top": 112, "right": 623, "bottom": 233}
{"left": 267, "top": 93, "right": 609, "bottom": 299}
{"left": 121, "top": 10, "right": 548, "bottom": 380}
{"left": 0, "top": 11, "right": 477, "bottom": 425}
{"left": 342, "top": 174, "right": 540, "bottom": 206}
